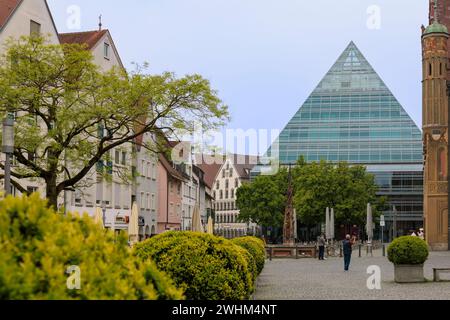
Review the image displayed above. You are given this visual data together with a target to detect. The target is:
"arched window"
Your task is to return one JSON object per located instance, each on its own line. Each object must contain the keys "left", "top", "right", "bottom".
{"left": 429, "top": 63, "right": 432, "bottom": 76}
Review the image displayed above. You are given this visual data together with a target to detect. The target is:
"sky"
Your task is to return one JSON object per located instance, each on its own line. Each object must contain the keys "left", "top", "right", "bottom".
{"left": 47, "top": 0, "right": 429, "bottom": 155}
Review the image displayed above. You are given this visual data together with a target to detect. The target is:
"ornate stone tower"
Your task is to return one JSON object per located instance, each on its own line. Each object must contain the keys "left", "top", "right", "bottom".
{"left": 422, "top": 1, "right": 450, "bottom": 251}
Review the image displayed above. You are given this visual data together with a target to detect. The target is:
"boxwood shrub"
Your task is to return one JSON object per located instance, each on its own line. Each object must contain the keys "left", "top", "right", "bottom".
{"left": 0, "top": 194, "right": 183, "bottom": 300}
{"left": 232, "top": 237, "right": 266, "bottom": 275}
{"left": 134, "top": 231, "right": 254, "bottom": 300}
{"left": 387, "top": 236, "right": 429, "bottom": 265}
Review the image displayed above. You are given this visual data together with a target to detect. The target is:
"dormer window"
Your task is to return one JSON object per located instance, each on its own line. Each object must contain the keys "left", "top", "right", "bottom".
{"left": 104, "top": 43, "right": 110, "bottom": 59}
{"left": 30, "top": 20, "right": 41, "bottom": 36}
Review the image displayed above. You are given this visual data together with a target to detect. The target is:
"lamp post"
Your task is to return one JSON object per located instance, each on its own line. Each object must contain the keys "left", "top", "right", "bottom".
{"left": 2, "top": 117, "right": 14, "bottom": 196}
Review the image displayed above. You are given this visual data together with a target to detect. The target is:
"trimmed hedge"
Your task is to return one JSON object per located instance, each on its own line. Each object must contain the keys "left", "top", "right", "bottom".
{"left": 0, "top": 194, "right": 183, "bottom": 300}
{"left": 134, "top": 232, "right": 254, "bottom": 300}
{"left": 387, "top": 236, "right": 429, "bottom": 265}
{"left": 232, "top": 237, "right": 266, "bottom": 275}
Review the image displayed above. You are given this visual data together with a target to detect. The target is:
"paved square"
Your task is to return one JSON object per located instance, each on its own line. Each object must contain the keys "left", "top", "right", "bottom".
{"left": 253, "top": 251, "right": 450, "bottom": 300}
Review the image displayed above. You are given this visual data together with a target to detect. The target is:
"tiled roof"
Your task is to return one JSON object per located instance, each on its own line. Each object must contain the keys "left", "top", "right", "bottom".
{"left": 0, "top": 0, "right": 22, "bottom": 30}
{"left": 58, "top": 30, "right": 108, "bottom": 50}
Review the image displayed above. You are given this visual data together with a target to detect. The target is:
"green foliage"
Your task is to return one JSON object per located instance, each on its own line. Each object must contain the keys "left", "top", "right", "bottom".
{"left": 387, "top": 236, "right": 429, "bottom": 265}
{"left": 0, "top": 194, "right": 183, "bottom": 300}
{"left": 0, "top": 36, "right": 228, "bottom": 207}
{"left": 236, "top": 168, "right": 288, "bottom": 228}
{"left": 231, "top": 237, "right": 266, "bottom": 275}
{"left": 134, "top": 232, "right": 254, "bottom": 300}
{"left": 237, "top": 158, "right": 381, "bottom": 228}
{"left": 293, "top": 160, "right": 381, "bottom": 226}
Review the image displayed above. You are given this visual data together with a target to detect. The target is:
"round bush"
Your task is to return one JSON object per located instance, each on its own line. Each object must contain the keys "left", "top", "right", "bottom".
{"left": 134, "top": 231, "right": 254, "bottom": 300}
{"left": 232, "top": 237, "right": 266, "bottom": 275}
{"left": 0, "top": 194, "right": 183, "bottom": 300}
{"left": 387, "top": 236, "right": 429, "bottom": 265}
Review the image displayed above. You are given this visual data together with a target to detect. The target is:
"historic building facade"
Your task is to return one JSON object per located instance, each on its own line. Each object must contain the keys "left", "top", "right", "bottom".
{"left": 422, "top": 1, "right": 450, "bottom": 251}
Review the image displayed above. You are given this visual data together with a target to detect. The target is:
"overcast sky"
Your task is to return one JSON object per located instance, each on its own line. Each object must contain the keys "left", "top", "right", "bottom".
{"left": 47, "top": 0, "right": 429, "bottom": 155}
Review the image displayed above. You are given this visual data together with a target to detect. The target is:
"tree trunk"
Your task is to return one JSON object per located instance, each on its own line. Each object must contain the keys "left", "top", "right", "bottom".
{"left": 46, "top": 175, "right": 58, "bottom": 210}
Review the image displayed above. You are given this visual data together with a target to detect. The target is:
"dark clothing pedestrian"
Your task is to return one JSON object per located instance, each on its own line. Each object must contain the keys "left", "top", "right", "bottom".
{"left": 317, "top": 236, "right": 326, "bottom": 260}
{"left": 343, "top": 239, "right": 353, "bottom": 271}
{"left": 319, "top": 245, "right": 325, "bottom": 260}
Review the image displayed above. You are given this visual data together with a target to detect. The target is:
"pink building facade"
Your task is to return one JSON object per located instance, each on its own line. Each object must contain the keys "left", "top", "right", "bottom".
{"left": 157, "top": 154, "right": 185, "bottom": 233}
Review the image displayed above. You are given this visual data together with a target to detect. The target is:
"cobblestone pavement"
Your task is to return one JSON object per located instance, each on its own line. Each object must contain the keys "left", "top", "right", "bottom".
{"left": 253, "top": 251, "right": 450, "bottom": 300}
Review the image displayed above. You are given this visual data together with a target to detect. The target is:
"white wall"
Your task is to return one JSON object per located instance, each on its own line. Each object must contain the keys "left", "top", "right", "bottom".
{"left": 0, "top": 0, "right": 59, "bottom": 51}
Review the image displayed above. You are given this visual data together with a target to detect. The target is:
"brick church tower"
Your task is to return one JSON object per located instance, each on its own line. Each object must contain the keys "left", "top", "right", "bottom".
{"left": 422, "top": 0, "right": 450, "bottom": 251}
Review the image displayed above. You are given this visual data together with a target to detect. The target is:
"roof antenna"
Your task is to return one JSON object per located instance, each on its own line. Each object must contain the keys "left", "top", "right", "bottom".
{"left": 98, "top": 14, "right": 103, "bottom": 31}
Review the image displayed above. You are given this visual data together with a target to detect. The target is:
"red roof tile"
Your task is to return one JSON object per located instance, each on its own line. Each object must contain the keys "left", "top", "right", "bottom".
{"left": 58, "top": 30, "right": 108, "bottom": 50}
{"left": 0, "top": 0, "right": 22, "bottom": 29}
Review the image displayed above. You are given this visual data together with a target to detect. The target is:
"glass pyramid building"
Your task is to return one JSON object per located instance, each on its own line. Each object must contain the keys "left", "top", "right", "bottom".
{"left": 252, "top": 42, "right": 423, "bottom": 239}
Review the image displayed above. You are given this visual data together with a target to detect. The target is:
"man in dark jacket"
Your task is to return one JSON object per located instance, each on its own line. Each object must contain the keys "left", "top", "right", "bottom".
{"left": 317, "top": 234, "right": 326, "bottom": 260}
{"left": 343, "top": 234, "right": 355, "bottom": 271}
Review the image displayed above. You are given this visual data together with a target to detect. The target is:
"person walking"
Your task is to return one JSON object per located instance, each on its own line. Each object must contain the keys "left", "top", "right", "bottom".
{"left": 317, "top": 234, "right": 326, "bottom": 260}
{"left": 343, "top": 234, "right": 355, "bottom": 271}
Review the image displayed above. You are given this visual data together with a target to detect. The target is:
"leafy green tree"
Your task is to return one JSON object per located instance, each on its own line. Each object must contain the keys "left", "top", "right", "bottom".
{"left": 293, "top": 160, "right": 382, "bottom": 227}
{"left": 236, "top": 168, "right": 288, "bottom": 228}
{"left": 0, "top": 36, "right": 229, "bottom": 208}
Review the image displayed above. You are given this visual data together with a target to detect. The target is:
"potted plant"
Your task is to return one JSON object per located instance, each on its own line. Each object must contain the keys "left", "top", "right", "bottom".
{"left": 387, "top": 236, "right": 429, "bottom": 283}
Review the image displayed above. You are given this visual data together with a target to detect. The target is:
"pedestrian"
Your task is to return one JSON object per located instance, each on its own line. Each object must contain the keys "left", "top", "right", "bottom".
{"left": 317, "top": 234, "right": 326, "bottom": 260}
{"left": 343, "top": 234, "right": 354, "bottom": 271}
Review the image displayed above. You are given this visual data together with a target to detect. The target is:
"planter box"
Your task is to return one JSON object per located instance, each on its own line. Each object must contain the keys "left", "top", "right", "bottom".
{"left": 394, "top": 264, "right": 425, "bottom": 283}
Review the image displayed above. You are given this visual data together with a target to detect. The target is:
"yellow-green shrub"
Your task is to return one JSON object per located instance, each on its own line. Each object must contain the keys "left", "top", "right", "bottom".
{"left": 0, "top": 194, "right": 183, "bottom": 300}
{"left": 134, "top": 231, "right": 254, "bottom": 300}
{"left": 232, "top": 237, "right": 266, "bottom": 275}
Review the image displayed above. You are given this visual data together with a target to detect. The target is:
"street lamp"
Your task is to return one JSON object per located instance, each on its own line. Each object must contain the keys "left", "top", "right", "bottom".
{"left": 2, "top": 117, "right": 14, "bottom": 196}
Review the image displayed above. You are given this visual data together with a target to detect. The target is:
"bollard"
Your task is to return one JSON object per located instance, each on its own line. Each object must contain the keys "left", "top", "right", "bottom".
{"left": 269, "top": 247, "right": 273, "bottom": 261}
{"left": 359, "top": 244, "right": 362, "bottom": 258}
{"left": 382, "top": 244, "right": 386, "bottom": 257}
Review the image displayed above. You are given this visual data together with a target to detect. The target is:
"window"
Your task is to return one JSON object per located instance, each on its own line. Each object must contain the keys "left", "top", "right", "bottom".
{"left": 220, "top": 190, "right": 223, "bottom": 199}
{"left": 152, "top": 163, "right": 156, "bottom": 180}
{"left": 27, "top": 186, "right": 38, "bottom": 195}
{"left": 216, "top": 181, "right": 219, "bottom": 189}
{"left": 231, "top": 189, "right": 234, "bottom": 199}
{"left": 121, "top": 152, "right": 126, "bottom": 165}
{"left": 153, "top": 194, "right": 157, "bottom": 210}
{"left": 141, "top": 160, "right": 146, "bottom": 177}
{"left": 225, "top": 179, "right": 229, "bottom": 189}
{"left": 30, "top": 20, "right": 41, "bottom": 36}
{"left": 213, "top": 191, "right": 216, "bottom": 199}
{"left": 104, "top": 43, "right": 110, "bottom": 59}
{"left": 429, "top": 63, "right": 432, "bottom": 76}
{"left": 115, "top": 150, "right": 120, "bottom": 164}
{"left": 177, "top": 183, "right": 181, "bottom": 195}
{"left": 225, "top": 190, "right": 228, "bottom": 199}
{"left": 146, "top": 193, "right": 150, "bottom": 210}
{"left": 235, "top": 178, "right": 239, "bottom": 188}
{"left": 140, "top": 192, "right": 145, "bottom": 209}
{"left": 222, "top": 170, "right": 225, "bottom": 178}
{"left": 229, "top": 168, "right": 233, "bottom": 177}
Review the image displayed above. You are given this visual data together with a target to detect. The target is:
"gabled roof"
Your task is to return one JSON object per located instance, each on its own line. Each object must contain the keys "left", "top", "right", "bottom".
{"left": 58, "top": 29, "right": 124, "bottom": 69}
{"left": 59, "top": 30, "right": 108, "bottom": 50}
{"left": 158, "top": 153, "right": 186, "bottom": 182}
{"left": 0, "top": 0, "right": 59, "bottom": 36}
{"left": 0, "top": 0, "right": 21, "bottom": 30}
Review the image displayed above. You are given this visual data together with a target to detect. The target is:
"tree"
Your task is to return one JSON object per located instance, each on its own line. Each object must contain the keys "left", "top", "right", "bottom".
{"left": 236, "top": 168, "right": 288, "bottom": 228}
{"left": 293, "top": 160, "right": 382, "bottom": 227}
{"left": 0, "top": 36, "right": 229, "bottom": 208}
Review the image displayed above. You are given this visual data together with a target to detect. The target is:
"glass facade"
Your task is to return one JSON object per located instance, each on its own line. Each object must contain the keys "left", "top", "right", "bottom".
{"left": 252, "top": 42, "right": 424, "bottom": 239}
